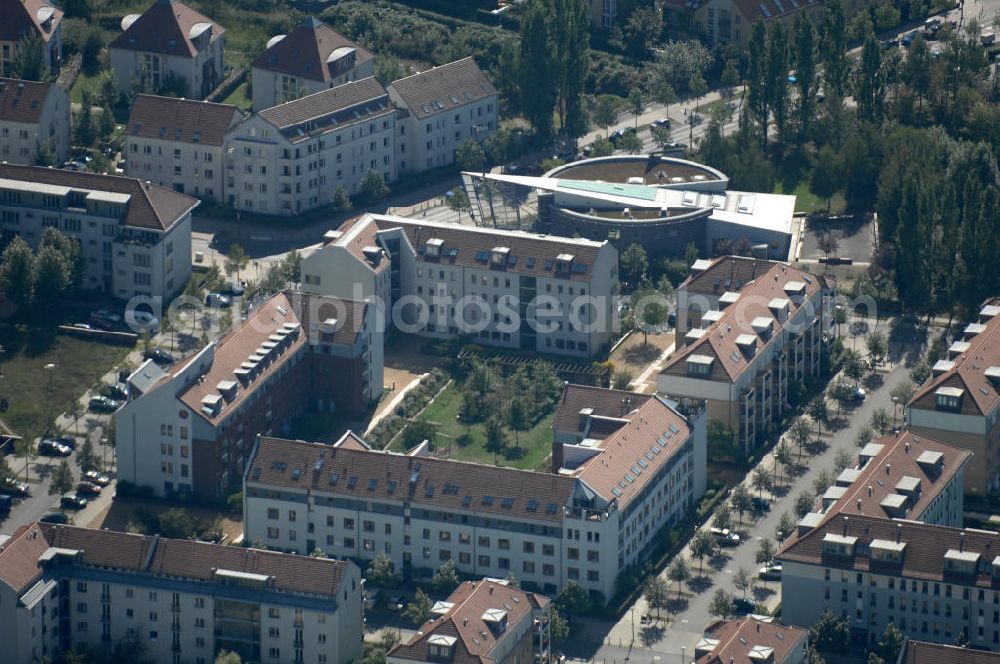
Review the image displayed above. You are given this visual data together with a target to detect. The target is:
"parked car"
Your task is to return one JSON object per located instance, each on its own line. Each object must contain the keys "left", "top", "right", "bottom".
{"left": 144, "top": 348, "right": 175, "bottom": 366}
{"left": 88, "top": 396, "right": 121, "bottom": 413}
{"left": 881, "top": 38, "right": 899, "bottom": 49}
{"left": 0, "top": 477, "right": 30, "bottom": 496}
{"left": 56, "top": 435, "right": 77, "bottom": 450}
{"left": 853, "top": 387, "right": 867, "bottom": 402}
{"left": 758, "top": 563, "right": 783, "bottom": 581}
{"left": 38, "top": 439, "right": 72, "bottom": 456}
{"left": 0, "top": 495, "right": 11, "bottom": 512}
{"left": 651, "top": 117, "right": 671, "bottom": 128}
{"left": 710, "top": 527, "right": 741, "bottom": 546}
{"left": 60, "top": 493, "right": 88, "bottom": 510}
{"left": 84, "top": 470, "right": 111, "bottom": 487}
{"left": 76, "top": 481, "right": 102, "bottom": 496}
{"left": 124, "top": 309, "right": 160, "bottom": 333}
{"left": 609, "top": 129, "right": 625, "bottom": 145}
{"left": 902, "top": 30, "right": 919, "bottom": 46}
{"left": 387, "top": 595, "right": 406, "bottom": 611}
{"left": 104, "top": 383, "right": 128, "bottom": 401}
{"left": 733, "top": 597, "right": 757, "bottom": 614}
{"left": 364, "top": 589, "right": 381, "bottom": 610}
{"left": 40, "top": 512, "right": 69, "bottom": 524}
{"left": 663, "top": 141, "right": 687, "bottom": 151}
{"left": 206, "top": 293, "right": 232, "bottom": 308}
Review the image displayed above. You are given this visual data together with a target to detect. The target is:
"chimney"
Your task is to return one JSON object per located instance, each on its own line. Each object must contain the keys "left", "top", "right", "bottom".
{"left": 867, "top": 486, "right": 873, "bottom": 497}
{"left": 897, "top": 523, "right": 902, "bottom": 543}
{"left": 905, "top": 442, "right": 910, "bottom": 453}
{"left": 756, "top": 623, "right": 761, "bottom": 632}
{"left": 886, "top": 463, "right": 891, "bottom": 475}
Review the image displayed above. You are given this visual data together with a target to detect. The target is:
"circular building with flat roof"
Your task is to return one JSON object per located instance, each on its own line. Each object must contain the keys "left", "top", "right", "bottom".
{"left": 465, "top": 155, "right": 794, "bottom": 261}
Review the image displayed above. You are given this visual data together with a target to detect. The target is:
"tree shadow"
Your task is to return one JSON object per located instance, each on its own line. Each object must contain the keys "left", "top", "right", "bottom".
{"left": 666, "top": 596, "right": 689, "bottom": 614}
{"left": 639, "top": 624, "right": 666, "bottom": 648}
{"left": 753, "top": 585, "right": 776, "bottom": 602}
{"left": 709, "top": 552, "right": 730, "bottom": 571}
{"left": 622, "top": 342, "right": 662, "bottom": 365}
{"left": 806, "top": 439, "right": 829, "bottom": 456}
{"left": 687, "top": 575, "right": 714, "bottom": 594}
{"left": 502, "top": 446, "right": 525, "bottom": 461}
{"left": 863, "top": 373, "right": 884, "bottom": 390}
{"left": 889, "top": 317, "right": 927, "bottom": 367}
{"left": 770, "top": 483, "right": 790, "bottom": 498}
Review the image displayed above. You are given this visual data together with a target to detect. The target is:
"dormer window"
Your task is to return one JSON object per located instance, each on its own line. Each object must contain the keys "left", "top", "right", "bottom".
{"left": 687, "top": 354, "right": 714, "bottom": 377}
{"left": 783, "top": 281, "right": 807, "bottom": 302}
{"left": 768, "top": 298, "right": 790, "bottom": 323}
{"left": 964, "top": 322, "right": 987, "bottom": 339}
{"left": 427, "top": 635, "right": 457, "bottom": 660}
{"left": 980, "top": 304, "right": 1000, "bottom": 322}
{"left": 932, "top": 359, "right": 955, "bottom": 376}
{"left": 736, "top": 334, "right": 757, "bottom": 357}
{"left": 944, "top": 549, "right": 979, "bottom": 574}
{"left": 917, "top": 450, "right": 944, "bottom": 477}
{"left": 555, "top": 253, "right": 574, "bottom": 274}
{"left": 751, "top": 316, "right": 773, "bottom": 339}
{"left": 986, "top": 366, "right": 1000, "bottom": 388}
{"left": 701, "top": 310, "right": 724, "bottom": 328}
{"left": 822, "top": 533, "right": 857, "bottom": 557}
{"left": 718, "top": 291, "right": 740, "bottom": 307}
{"left": 935, "top": 387, "right": 963, "bottom": 411}
{"left": 491, "top": 246, "right": 510, "bottom": 267}
{"left": 870, "top": 538, "right": 906, "bottom": 563}
{"left": 948, "top": 341, "right": 970, "bottom": 358}
{"left": 425, "top": 238, "right": 444, "bottom": 259}
{"left": 216, "top": 380, "right": 238, "bottom": 403}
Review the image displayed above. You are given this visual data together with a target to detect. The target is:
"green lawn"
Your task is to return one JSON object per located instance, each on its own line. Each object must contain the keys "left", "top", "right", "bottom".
{"left": 0, "top": 325, "right": 130, "bottom": 441}
{"left": 70, "top": 69, "right": 104, "bottom": 104}
{"left": 399, "top": 384, "right": 554, "bottom": 471}
{"left": 221, "top": 81, "right": 253, "bottom": 113}
{"left": 772, "top": 177, "right": 845, "bottom": 215}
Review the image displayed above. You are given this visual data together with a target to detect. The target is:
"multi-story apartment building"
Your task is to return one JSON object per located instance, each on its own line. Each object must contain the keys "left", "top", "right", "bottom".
{"left": 0, "top": 0, "right": 62, "bottom": 77}
{"left": 694, "top": 616, "right": 809, "bottom": 664}
{"left": 0, "top": 163, "right": 194, "bottom": 300}
{"left": 300, "top": 214, "right": 619, "bottom": 357}
{"left": 797, "top": 431, "right": 969, "bottom": 533}
{"left": 388, "top": 578, "right": 551, "bottom": 664}
{"left": 116, "top": 291, "right": 383, "bottom": 498}
{"left": 551, "top": 383, "right": 654, "bottom": 470}
{"left": 907, "top": 298, "right": 1000, "bottom": 497}
{"left": 387, "top": 57, "right": 497, "bottom": 175}
{"left": 125, "top": 94, "right": 240, "bottom": 201}
{"left": 224, "top": 77, "right": 395, "bottom": 216}
{"left": 0, "top": 521, "right": 363, "bottom": 664}
{"left": 658, "top": 256, "right": 834, "bottom": 452}
{"left": 251, "top": 17, "right": 375, "bottom": 112}
{"left": 778, "top": 514, "right": 1000, "bottom": 649}
{"left": 244, "top": 391, "right": 705, "bottom": 600}
{"left": 0, "top": 78, "right": 69, "bottom": 164}
{"left": 109, "top": 0, "right": 224, "bottom": 100}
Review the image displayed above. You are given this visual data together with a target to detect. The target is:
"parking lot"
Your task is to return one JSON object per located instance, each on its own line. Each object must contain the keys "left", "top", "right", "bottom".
{"left": 801, "top": 215, "right": 875, "bottom": 264}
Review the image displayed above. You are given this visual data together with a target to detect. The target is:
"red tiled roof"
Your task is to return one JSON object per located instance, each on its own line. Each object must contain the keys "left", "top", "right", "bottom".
{"left": 909, "top": 297, "right": 1000, "bottom": 417}
{"left": 0, "top": 163, "right": 197, "bottom": 231}
{"left": 574, "top": 396, "right": 693, "bottom": 510}
{"left": 777, "top": 514, "right": 1000, "bottom": 589}
{"left": 252, "top": 17, "right": 374, "bottom": 83}
{"left": 731, "top": 0, "right": 822, "bottom": 23}
{"left": 248, "top": 437, "right": 578, "bottom": 523}
{"left": 389, "top": 57, "right": 496, "bottom": 121}
{"left": 391, "top": 579, "right": 549, "bottom": 664}
{"left": 257, "top": 77, "right": 391, "bottom": 143}
{"left": 0, "top": 0, "right": 62, "bottom": 43}
{"left": 0, "top": 524, "right": 48, "bottom": 593}
{"left": 127, "top": 94, "right": 240, "bottom": 147}
{"left": 39, "top": 522, "right": 349, "bottom": 597}
{"left": 697, "top": 616, "right": 808, "bottom": 664}
{"left": 900, "top": 640, "right": 1000, "bottom": 664}
{"left": 369, "top": 215, "right": 606, "bottom": 282}
{"left": 552, "top": 383, "right": 652, "bottom": 436}
{"left": 109, "top": 0, "right": 223, "bottom": 57}
{"left": 817, "top": 431, "right": 970, "bottom": 524}
{"left": 661, "top": 257, "right": 830, "bottom": 383}
{"left": 0, "top": 78, "right": 58, "bottom": 124}
{"left": 324, "top": 213, "right": 390, "bottom": 274}
{"left": 176, "top": 291, "right": 368, "bottom": 422}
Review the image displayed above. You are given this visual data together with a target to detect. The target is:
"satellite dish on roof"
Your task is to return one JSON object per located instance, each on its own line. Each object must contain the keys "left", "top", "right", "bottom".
{"left": 266, "top": 34, "right": 286, "bottom": 49}
{"left": 121, "top": 14, "right": 141, "bottom": 31}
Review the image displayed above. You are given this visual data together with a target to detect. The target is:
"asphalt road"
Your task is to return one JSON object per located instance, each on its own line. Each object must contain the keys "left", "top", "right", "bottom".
{"left": 561, "top": 317, "right": 927, "bottom": 664}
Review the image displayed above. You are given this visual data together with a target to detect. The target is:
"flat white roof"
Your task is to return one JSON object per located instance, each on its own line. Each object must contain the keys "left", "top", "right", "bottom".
{"left": 0, "top": 178, "right": 71, "bottom": 196}
{"left": 86, "top": 190, "right": 131, "bottom": 204}
{"left": 823, "top": 533, "right": 858, "bottom": 546}
{"left": 880, "top": 493, "right": 907, "bottom": 510}
{"left": 945, "top": 549, "right": 980, "bottom": 563}
{"left": 870, "top": 538, "right": 907, "bottom": 553}
{"left": 688, "top": 354, "right": 715, "bottom": 365}
{"left": 860, "top": 442, "right": 885, "bottom": 459}
{"left": 936, "top": 386, "right": 965, "bottom": 398}
{"left": 214, "top": 568, "right": 270, "bottom": 583}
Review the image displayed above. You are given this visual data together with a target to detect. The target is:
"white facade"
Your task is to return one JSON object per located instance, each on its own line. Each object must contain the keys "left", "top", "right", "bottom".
{"left": 110, "top": 37, "right": 224, "bottom": 100}
{"left": 0, "top": 80, "right": 70, "bottom": 165}
{"left": 252, "top": 58, "right": 375, "bottom": 112}
{"left": 300, "top": 215, "right": 619, "bottom": 358}
{"left": 0, "top": 166, "right": 194, "bottom": 300}
{"left": 224, "top": 80, "right": 396, "bottom": 216}
{"left": 390, "top": 96, "right": 497, "bottom": 174}
{"left": 244, "top": 402, "right": 704, "bottom": 601}
{"left": 0, "top": 524, "right": 363, "bottom": 664}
